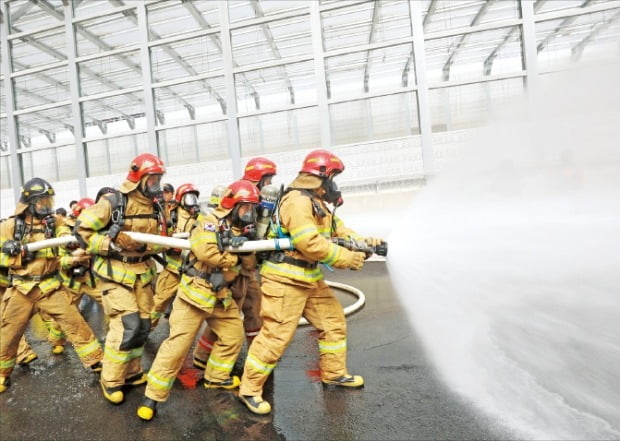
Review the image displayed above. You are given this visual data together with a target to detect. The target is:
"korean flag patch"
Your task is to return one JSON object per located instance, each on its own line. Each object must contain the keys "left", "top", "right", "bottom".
{"left": 204, "top": 222, "right": 216, "bottom": 232}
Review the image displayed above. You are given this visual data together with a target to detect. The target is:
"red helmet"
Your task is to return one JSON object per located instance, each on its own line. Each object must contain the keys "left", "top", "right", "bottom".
{"left": 300, "top": 149, "right": 345, "bottom": 178}
{"left": 243, "top": 157, "right": 277, "bottom": 182}
{"left": 174, "top": 183, "right": 200, "bottom": 203}
{"left": 73, "top": 197, "right": 95, "bottom": 217}
{"left": 126, "top": 153, "right": 166, "bottom": 183}
{"left": 220, "top": 180, "right": 260, "bottom": 209}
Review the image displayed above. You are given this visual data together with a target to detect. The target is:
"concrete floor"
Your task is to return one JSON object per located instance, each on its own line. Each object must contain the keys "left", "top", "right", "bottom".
{"left": 0, "top": 261, "right": 517, "bottom": 440}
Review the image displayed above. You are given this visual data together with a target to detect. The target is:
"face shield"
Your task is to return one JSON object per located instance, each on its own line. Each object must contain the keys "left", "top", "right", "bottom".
{"left": 182, "top": 192, "right": 200, "bottom": 215}
{"left": 29, "top": 196, "right": 55, "bottom": 219}
{"left": 258, "top": 174, "right": 274, "bottom": 191}
{"left": 141, "top": 174, "right": 163, "bottom": 199}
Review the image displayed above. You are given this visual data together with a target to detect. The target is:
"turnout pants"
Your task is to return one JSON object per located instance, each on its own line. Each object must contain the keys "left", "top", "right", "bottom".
{"left": 239, "top": 278, "right": 349, "bottom": 397}
{"left": 145, "top": 294, "right": 243, "bottom": 402}
{"left": 0, "top": 285, "right": 102, "bottom": 377}
{"left": 193, "top": 273, "right": 262, "bottom": 362}
{"left": 99, "top": 280, "right": 153, "bottom": 389}
{"left": 151, "top": 269, "right": 179, "bottom": 326}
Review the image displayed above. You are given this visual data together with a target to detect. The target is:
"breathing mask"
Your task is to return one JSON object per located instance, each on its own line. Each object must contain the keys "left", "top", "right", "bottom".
{"left": 231, "top": 202, "right": 257, "bottom": 238}
{"left": 321, "top": 177, "right": 343, "bottom": 207}
{"left": 182, "top": 192, "right": 200, "bottom": 216}
{"left": 28, "top": 196, "right": 55, "bottom": 219}
{"left": 141, "top": 174, "right": 163, "bottom": 199}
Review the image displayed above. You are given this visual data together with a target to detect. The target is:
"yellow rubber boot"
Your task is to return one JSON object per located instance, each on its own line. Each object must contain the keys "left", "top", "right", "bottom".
{"left": 239, "top": 395, "right": 271, "bottom": 415}
{"left": 52, "top": 345, "right": 65, "bottom": 355}
{"left": 137, "top": 398, "right": 158, "bottom": 421}
{"left": 100, "top": 380, "right": 124, "bottom": 404}
{"left": 203, "top": 375, "right": 240, "bottom": 390}
{"left": 0, "top": 376, "right": 10, "bottom": 394}
{"left": 322, "top": 374, "right": 364, "bottom": 388}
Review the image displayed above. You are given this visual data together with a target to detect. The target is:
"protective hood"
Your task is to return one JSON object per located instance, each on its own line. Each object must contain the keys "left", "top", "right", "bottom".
{"left": 289, "top": 172, "right": 323, "bottom": 190}
{"left": 13, "top": 201, "right": 29, "bottom": 216}
{"left": 119, "top": 179, "right": 140, "bottom": 194}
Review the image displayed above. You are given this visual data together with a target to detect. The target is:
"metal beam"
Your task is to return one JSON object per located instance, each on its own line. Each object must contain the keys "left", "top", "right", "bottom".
{"left": 181, "top": 0, "right": 251, "bottom": 111}
{"left": 363, "top": 1, "right": 381, "bottom": 93}
{"left": 571, "top": 8, "right": 620, "bottom": 61}
{"left": 536, "top": 0, "right": 593, "bottom": 53}
{"left": 409, "top": 0, "right": 433, "bottom": 173}
{"left": 1, "top": 0, "right": 23, "bottom": 202}
{"left": 249, "top": 0, "right": 295, "bottom": 104}
{"left": 402, "top": 0, "right": 437, "bottom": 87}
{"left": 442, "top": 0, "right": 495, "bottom": 81}
{"left": 108, "top": 0, "right": 209, "bottom": 113}
{"left": 219, "top": 1, "right": 242, "bottom": 179}
{"left": 310, "top": 1, "right": 331, "bottom": 148}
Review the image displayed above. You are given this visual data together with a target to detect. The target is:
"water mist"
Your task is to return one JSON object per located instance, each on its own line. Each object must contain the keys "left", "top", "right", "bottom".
{"left": 387, "top": 61, "right": 620, "bottom": 439}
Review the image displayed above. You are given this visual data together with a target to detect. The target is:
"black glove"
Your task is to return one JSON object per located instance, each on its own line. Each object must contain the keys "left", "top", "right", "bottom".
{"left": 230, "top": 236, "right": 249, "bottom": 248}
{"left": 42, "top": 215, "right": 56, "bottom": 238}
{"left": 2, "top": 240, "right": 22, "bottom": 256}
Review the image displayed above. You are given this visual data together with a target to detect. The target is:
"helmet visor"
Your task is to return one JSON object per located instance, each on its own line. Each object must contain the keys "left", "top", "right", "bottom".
{"left": 182, "top": 192, "right": 199, "bottom": 208}
{"left": 32, "top": 196, "right": 55, "bottom": 218}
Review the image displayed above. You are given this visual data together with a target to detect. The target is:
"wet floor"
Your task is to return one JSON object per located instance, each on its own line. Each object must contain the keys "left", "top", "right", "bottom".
{"left": 0, "top": 262, "right": 517, "bottom": 440}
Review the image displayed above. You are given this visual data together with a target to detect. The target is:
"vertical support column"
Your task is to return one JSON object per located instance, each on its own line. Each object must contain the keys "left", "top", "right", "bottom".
{"left": 310, "top": 2, "right": 331, "bottom": 148}
{"left": 520, "top": 0, "right": 539, "bottom": 97}
{"left": 1, "top": 0, "right": 24, "bottom": 203}
{"left": 219, "top": 1, "right": 242, "bottom": 179}
{"left": 409, "top": 0, "right": 433, "bottom": 174}
{"left": 136, "top": 2, "right": 158, "bottom": 154}
{"left": 63, "top": 1, "right": 87, "bottom": 197}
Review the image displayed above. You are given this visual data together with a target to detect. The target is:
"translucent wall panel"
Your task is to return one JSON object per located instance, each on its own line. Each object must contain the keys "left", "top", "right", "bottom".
{"left": 154, "top": 76, "right": 226, "bottom": 125}
{"left": 325, "top": 43, "right": 415, "bottom": 101}
{"left": 78, "top": 51, "right": 142, "bottom": 96}
{"left": 76, "top": 11, "right": 140, "bottom": 58}
{"left": 239, "top": 107, "right": 320, "bottom": 156}
{"left": 8, "top": 0, "right": 64, "bottom": 33}
{"left": 151, "top": 36, "right": 224, "bottom": 83}
{"left": 0, "top": 155, "right": 10, "bottom": 190}
{"left": 20, "top": 145, "right": 79, "bottom": 182}
{"left": 321, "top": 1, "right": 412, "bottom": 52}
{"left": 425, "top": 26, "right": 524, "bottom": 84}
{"left": 535, "top": 9, "right": 620, "bottom": 71}
{"left": 9, "top": 27, "right": 66, "bottom": 71}
{"left": 330, "top": 92, "right": 419, "bottom": 145}
{"left": 228, "top": 1, "right": 309, "bottom": 24}
{"left": 20, "top": 147, "right": 60, "bottom": 182}
{"left": 231, "top": 15, "right": 312, "bottom": 67}
{"left": 81, "top": 95, "right": 145, "bottom": 136}
{"left": 236, "top": 60, "right": 316, "bottom": 113}
{"left": 196, "top": 121, "right": 229, "bottom": 162}
{"left": 16, "top": 105, "right": 73, "bottom": 149}
{"left": 13, "top": 66, "right": 70, "bottom": 110}
{"left": 423, "top": 0, "right": 520, "bottom": 34}
{"left": 429, "top": 77, "right": 524, "bottom": 132}
{"left": 158, "top": 126, "right": 199, "bottom": 166}
{"left": 155, "top": 122, "right": 229, "bottom": 167}
{"left": 147, "top": 1, "right": 221, "bottom": 40}
{"left": 85, "top": 133, "right": 146, "bottom": 177}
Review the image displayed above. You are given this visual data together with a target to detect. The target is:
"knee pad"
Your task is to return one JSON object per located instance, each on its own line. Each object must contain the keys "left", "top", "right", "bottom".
{"left": 136, "top": 318, "right": 151, "bottom": 347}
{"left": 119, "top": 312, "right": 142, "bottom": 350}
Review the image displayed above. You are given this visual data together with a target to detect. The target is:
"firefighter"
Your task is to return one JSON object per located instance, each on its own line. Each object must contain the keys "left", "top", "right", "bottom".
{"left": 0, "top": 219, "right": 38, "bottom": 367}
{"left": 137, "top": 180, "right": 260, "bottom": 421}
{"left": 205, "top": 184, "right": 226, "bottom": 213}
{"left": 59, "top": 198, "right": 102, "bottom": 312}
{"left": 238, "top": 150, "right": 384, "bottom": 414}
{"left": 43, "top": 197, "right": 99, "bottom": 355}
{"left": 150, "top": 183, "right": 201, "bottom": 328}
{"left": 193, "top": 157, "right": 277, "bottom": 368}
{"left": 74, "top": 153, "right": 168, "bottom": 405}
{"left": 0, "top": 178, "right": 103, "bottom": 394}
{"left": 162, "top": 183, "right": 176, "bottom": 222}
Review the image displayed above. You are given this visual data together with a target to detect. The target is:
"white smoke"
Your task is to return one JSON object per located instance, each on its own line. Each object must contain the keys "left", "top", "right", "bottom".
{"left": 388, "top": 61, "right": 620, "bottom": 439}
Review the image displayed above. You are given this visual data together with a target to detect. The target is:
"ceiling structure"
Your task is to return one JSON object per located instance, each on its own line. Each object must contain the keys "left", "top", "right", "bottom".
{"left": 1, "top": 0, "right": 619, "bottom": 191}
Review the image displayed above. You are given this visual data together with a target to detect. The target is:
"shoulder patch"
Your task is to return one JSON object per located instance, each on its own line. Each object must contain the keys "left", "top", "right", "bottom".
{"left": 203, "top": 222, "right": 216, "bottom": 232}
